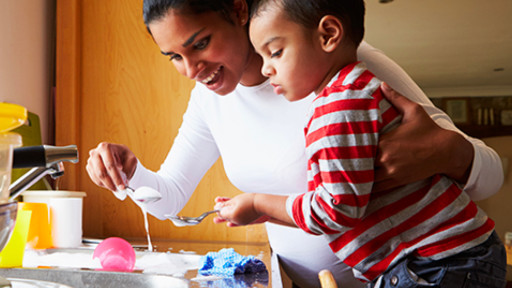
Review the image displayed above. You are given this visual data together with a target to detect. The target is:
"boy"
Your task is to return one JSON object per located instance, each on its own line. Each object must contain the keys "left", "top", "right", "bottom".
{"left": 215, "top": 0, "right": 506, "bottom": 286}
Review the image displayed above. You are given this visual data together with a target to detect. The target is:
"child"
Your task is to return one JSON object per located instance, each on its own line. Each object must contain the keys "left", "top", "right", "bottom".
{"left": 215, "top": 0, "right": 506, "bottom": 286}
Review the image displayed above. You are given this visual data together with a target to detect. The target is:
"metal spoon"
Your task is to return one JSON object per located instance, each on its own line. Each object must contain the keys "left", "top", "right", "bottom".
{"left": 164, "top": 210, "right": 220, "bottom": 227}
{"left": 126, "top": 186, "right": 162, "bottom": 204}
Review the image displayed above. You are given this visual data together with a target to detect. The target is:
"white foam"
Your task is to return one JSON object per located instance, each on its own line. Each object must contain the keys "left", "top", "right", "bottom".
{"left": 22, "top": 249, "right": 202, "bottom": 276}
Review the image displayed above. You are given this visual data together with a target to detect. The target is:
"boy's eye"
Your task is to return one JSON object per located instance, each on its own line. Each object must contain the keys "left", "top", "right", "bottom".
{"left": 194, "top": 36, "right": 211, "bottom": 50}
{"left": 270, "top": 49, "right": 282, "bottom": 58}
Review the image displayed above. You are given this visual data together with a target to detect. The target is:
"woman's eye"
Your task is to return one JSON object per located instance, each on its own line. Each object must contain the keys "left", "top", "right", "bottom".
{"left": 194, "top": 36, "right": 211, "bottom": 50}
{"left": 169, "top": 54, "right": 182, "bottom": 61}
{"left": 270, "top": 49, "right": 282, "bottom": 58}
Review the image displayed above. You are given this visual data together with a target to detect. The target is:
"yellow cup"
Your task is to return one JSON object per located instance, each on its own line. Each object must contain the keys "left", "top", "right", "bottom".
{"left": 0, "top": 209, "right": 32, "bottom": 267}
{"left": 19, "top": 202, "right": 52, "bottom": 249}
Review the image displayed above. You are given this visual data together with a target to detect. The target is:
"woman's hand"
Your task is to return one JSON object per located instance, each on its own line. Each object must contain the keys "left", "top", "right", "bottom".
{"left": 374, "top": 83, "right": 474, "bottom": 192}
{"left": 86, "top": 142, "right": 138, "bottom": 191}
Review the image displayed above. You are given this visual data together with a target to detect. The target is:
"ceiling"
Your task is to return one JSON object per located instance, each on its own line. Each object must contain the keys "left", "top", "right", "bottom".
{"left": 364, "top": 0, "right": 512, "bottom": 97}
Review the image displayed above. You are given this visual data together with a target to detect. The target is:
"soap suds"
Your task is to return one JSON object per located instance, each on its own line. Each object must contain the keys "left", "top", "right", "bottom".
{"left": 23, "top": 249, "right": 201, "bottom": 276}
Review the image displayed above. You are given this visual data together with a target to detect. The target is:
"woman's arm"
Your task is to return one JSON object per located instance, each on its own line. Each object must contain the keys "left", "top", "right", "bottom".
{"left": 88, "top": 85, "right": 221, "bottom": 220}
{"left": 129, "top": 85, "right": 221, "bottom": 219}
{"left": 358, "top": 42, "right": 503, "bottom": 199}
{"left": 373, "top": 83, "right": 474, "bottom": 191}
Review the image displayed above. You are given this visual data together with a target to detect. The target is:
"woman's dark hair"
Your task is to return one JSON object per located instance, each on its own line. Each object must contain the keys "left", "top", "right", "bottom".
{"left": 143, "top": 0, "right": 254, "bottom": 28}
{"left": 251, "top": 0, "right": 365, "bottom": 46}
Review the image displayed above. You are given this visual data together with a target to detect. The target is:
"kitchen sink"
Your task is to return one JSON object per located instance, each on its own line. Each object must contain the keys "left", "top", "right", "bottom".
{"left": 0, "top": 247, "right": 193, "bottom": 288}
{"left": 0, "top": 244, "right": 269, "bottom": 288}
{"left": 0, "top": 267, "right": 189, "bottom": 288}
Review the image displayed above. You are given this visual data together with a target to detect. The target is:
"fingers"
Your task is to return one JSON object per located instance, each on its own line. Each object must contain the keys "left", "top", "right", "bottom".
{"left": 213, "top": 196, "right": 244, "bottom": 227}
{"left": 214, "top": 196, "right": 231, "bottom": 203}
{"left": 86, "top": 142, "right": 128, "bottom": 192}
{"left": 99, "top": 143, "right": 127, "bottom": 190}
{"left": 381, "top": 82, "right": 430, "bottom": 124}
{"left": 214, "top": 196, "right": 229, "bottom": 210}
{"left": 213, "top": 216, "right": 240, "bottom": 227}
{"left": 373, "top": 169, "right": 398, "bottom": 193}
{"left": 86, "top": 148, "right": 116, "bottom": 191}
{"left": 213, "top": 216, "right": 226, "bottom": 223}
{"left": 380, "top": 82, "right": 413, "bottom": 115}
{"left": 213, "top": 197, "right": 230, "bottom": 224}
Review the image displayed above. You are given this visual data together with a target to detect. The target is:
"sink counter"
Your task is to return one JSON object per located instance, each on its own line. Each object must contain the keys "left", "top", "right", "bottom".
{"left": 139, "top": 238, "right": 272, "bottom": 287}
{"left": 0, "top": 239, "right": 272, "bottom": 288}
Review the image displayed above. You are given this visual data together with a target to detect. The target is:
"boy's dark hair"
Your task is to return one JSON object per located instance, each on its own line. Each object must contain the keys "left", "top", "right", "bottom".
{"left": 143, "top": 0, "right": 254, "bottom": 31}
{"left": 251, "top": 0, "right": 365, "bottom": 46}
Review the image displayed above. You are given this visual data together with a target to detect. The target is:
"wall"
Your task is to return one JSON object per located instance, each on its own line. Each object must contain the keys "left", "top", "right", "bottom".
{"left": 476, "top": 136, "right": 512, "bottom": 242}
{"left": 52, "top": 1, "right": 512, "bottom": 246}
{"left": 55, "top": 1, "right": 269, "bottom": 244}
{"left": 0, "top": 0, "right": 55, "bottom": 143}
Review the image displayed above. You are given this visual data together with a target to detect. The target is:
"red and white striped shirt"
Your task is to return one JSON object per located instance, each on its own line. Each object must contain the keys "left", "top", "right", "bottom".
{"left": 286, "top": 62, "right": 494, "bottom": 282}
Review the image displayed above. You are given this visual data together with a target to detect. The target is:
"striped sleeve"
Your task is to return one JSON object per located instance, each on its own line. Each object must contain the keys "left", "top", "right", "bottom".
{"left": 290, "top": 63, "right": 401, "bottom": 235}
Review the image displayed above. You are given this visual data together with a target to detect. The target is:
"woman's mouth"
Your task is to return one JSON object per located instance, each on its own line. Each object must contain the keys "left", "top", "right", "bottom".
{"left": 201, "top": 66, "right": 222, "bottom": 85}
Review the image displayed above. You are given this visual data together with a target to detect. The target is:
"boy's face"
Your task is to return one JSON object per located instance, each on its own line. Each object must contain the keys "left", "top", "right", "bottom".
{"left": 250, "top": 6, "right": 331, "bottom": 101}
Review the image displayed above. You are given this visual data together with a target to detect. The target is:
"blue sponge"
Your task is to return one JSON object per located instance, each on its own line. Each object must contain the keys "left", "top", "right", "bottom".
{"left": 198, "top": 248, "right": 267, "bottom": 276}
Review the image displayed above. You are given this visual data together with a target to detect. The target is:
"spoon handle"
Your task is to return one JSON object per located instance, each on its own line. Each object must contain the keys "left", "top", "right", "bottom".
{"left": 199, "top": 209, "right": 220, "bottom": 220}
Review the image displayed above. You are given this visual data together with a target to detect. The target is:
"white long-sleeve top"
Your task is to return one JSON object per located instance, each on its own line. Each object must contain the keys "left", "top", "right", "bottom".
{"left": 129, "top": 42, "right": 503, "bottom": 288}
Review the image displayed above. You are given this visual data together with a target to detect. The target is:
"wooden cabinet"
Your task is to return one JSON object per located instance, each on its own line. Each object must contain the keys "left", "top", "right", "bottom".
{"left": 55, "top": 0, "right": 267, "bottom": 243}
{"left": 431, "top": 97, "right": 512, "bottom": 139}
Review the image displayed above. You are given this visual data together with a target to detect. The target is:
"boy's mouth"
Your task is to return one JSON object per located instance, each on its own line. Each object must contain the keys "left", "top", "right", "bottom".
{"left": 271, "top": 83, "right": 283, "bottom": 95}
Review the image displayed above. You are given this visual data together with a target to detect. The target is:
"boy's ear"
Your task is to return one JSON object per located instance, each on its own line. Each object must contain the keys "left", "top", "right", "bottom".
{"left": 317, "top": 15, "right": 343, "bottom": 53}
{"left": 233, "top": 0, "right": 249, "bottom": 26}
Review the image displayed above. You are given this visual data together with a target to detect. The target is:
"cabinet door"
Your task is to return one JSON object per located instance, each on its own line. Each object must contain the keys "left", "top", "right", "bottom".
{"left": 55, "top": 0, "right": 267, "bottom": 243}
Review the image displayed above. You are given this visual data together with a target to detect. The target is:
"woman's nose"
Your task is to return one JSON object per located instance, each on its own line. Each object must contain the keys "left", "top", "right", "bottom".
{"left": 184, "top": 58, "right": 204, "bottom": 80}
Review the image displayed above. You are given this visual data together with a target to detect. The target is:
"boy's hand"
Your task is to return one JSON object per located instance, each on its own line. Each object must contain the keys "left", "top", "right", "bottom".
{"left": 213, "top": 195, "right": 269, "bottom": 227}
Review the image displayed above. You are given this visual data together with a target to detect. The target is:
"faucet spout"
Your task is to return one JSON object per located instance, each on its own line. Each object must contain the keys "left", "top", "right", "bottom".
{"left": 9, "top": 163, "right": 64, "bottom": 201}
{"left": 8, "top": 145, "right": 79, "bottom": 201}
{"left": 13, "top": 145, "right": 78, "bottom": 168}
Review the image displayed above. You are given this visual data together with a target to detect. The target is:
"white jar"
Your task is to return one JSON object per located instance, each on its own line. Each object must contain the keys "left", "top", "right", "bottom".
{"left": 22, "top": 190, "right": 86, "bottom": 248}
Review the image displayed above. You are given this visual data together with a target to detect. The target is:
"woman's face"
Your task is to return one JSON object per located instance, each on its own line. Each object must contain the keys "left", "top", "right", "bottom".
{"left": 149, "top": 8, "right": 262, "bottom": 95}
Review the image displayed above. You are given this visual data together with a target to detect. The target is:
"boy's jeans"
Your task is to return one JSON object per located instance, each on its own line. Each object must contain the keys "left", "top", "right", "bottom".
{"left": 368, "top": 231, "right": 506, "bottom": 287}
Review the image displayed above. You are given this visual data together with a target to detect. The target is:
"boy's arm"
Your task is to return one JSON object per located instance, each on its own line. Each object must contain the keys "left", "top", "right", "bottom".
{"left": 289, "top": 82, "right": 386, "bottom": 235}
{"left": 254, "top": 194, "right": 295, "bottom": 226}
{"left": 216, "top": 194, "right": 295, "bottom": 227}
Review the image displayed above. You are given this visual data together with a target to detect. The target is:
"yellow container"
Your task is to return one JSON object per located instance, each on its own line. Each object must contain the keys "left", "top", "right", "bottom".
{"left": 0, "top": 103, "right": 26, "bottom": 202}
{"left": 0, "top": 103, "right": 27, "bottom": 133}
{"left": 0, "top": 209, "right": 31, "bottom": 267}
{"left": 0, "top": 133, "right": 22, "bottom": 202}
{"left": 505, "top": 232, "right": 512, "bottom": 266}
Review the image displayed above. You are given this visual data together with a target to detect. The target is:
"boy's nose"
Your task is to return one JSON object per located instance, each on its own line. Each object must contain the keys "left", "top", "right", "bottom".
{"left": 261, "top": 61, "right": 275, "bottom": 77}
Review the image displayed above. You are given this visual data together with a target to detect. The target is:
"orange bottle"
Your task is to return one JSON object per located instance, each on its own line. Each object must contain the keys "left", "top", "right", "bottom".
{"left": 19, "top": 202, "right": 52, "bottom": 249}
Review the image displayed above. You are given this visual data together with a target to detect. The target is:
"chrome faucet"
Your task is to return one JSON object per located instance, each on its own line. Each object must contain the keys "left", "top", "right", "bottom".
{"left": 8, "top": 145, "right": 78, "bottom": 201}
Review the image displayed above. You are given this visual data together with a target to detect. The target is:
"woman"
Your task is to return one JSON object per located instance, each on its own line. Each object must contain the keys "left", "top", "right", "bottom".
{"left": 86, "top": 1, "right": 503, "bottom": 287}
